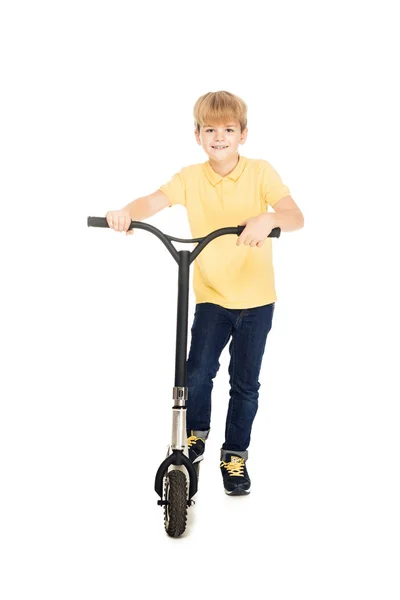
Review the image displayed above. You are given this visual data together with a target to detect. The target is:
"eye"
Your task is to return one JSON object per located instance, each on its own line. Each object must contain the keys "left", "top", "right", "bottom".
{"left": 205, "top": 128, "right": 234, "bottom": 132}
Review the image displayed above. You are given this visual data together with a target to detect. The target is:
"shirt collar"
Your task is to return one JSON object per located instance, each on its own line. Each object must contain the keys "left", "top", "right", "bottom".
{"left": 203, "top": 154, "right": 247, "bottom": 186}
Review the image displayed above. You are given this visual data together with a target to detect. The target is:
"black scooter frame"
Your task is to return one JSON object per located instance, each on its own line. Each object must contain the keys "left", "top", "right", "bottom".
{"left": 87, "top": 217, "right": 280, "bottom": 506}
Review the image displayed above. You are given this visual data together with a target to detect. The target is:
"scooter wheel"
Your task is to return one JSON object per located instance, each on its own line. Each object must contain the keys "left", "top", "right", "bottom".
{"left": 163, "top": 469, "right": 188, "bottom": 537}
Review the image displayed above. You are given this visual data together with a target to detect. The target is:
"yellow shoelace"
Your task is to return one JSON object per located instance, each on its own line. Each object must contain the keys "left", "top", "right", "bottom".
{"left": 187, "top": 435, "right": 205, "bottom": 447}
{"left": 220, "top": 458, "right": 245, "bottom": 477}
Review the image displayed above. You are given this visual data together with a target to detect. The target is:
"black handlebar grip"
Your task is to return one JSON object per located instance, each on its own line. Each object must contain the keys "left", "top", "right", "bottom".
{"left": 269, "top": 227, "right": 281, "bottom": 238}
{"left": 237, "top": 225, "right": 281, "bottom": 238}
{"left": 87, "top": 216, "right": 109, "bottom": 228}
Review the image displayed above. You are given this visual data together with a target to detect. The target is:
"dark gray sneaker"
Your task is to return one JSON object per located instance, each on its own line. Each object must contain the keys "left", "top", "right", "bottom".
{"left": 187, "top": 430, "right": 206, "bottom": 463}
{"left": 220, "top": 453, "right": 251, "bottom": 495}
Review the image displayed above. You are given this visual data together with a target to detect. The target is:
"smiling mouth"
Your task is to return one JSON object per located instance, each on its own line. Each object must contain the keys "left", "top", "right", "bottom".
{"left": 211, "top": 146, "right": 228, "bottom": 150}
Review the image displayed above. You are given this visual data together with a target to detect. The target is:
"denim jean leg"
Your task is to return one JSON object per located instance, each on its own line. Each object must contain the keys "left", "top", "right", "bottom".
{"left": 222, "top": 303, "right": 275, "bottom": 456}
{"left": 186, "top": 303, "right": 233, "bottom": 435}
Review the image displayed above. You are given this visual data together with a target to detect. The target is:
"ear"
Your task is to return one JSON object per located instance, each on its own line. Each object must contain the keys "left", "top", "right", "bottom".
{"left": 240, "top": 128, "right": 248, "bottom": 144}
{"left": 194, "top": 129, "right": 201, "bottom": 145}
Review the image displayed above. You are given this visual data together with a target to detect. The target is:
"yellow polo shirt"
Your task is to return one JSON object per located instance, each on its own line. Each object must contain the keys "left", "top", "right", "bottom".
{"left": 159, "top": 154, "right": 290, "bottom": 309}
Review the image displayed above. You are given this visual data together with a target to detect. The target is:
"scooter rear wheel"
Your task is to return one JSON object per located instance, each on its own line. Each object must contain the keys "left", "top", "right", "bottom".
{"left": 163, "top": 469, "right": 188, "bottom": 537}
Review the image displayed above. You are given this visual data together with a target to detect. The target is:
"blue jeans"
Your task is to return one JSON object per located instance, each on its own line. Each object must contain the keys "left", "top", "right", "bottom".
{"left": 186, "top": 301, "right": 275, "bottom": 460}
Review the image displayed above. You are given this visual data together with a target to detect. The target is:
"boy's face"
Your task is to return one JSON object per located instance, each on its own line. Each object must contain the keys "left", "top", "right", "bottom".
{"left": 194, "top": 120, "right": 248, "bottom": 162}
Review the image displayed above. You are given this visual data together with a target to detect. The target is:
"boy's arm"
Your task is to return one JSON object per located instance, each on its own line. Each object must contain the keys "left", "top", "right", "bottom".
{"left": 268, "top": 195, "right": 304, "bottom": 232}
{"left": 238, "top": 194, "right": 304, "bottom": 245}
{"left": 123, "top": 189, "right": 171, "bottom": 221}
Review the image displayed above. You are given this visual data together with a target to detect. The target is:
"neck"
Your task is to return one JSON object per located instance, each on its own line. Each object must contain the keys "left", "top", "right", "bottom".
{"left": 208, "top": 153, "right": 240, "bottom": 177}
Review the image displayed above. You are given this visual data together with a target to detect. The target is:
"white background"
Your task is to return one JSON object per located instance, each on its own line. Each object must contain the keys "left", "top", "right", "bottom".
{"left": 1, "top": 0, "right": 399, "bottom": 598}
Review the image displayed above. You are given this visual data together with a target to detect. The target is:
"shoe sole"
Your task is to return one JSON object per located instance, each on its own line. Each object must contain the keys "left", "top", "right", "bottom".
{"left": 224, "top": 486, "right": 251, "bottom": 495}
{"left": 192, "top": 454, "right": 204, "bottom": 464}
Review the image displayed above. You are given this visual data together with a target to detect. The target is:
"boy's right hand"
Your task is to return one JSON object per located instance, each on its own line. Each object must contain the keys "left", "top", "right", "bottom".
{"left": 105, "top": 209, "right": 134, "bottom": 235}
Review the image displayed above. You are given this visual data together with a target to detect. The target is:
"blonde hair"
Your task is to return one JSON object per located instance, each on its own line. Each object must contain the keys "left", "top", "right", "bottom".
{"left": 193, "top": 91, "right": 248, "bottom": 133}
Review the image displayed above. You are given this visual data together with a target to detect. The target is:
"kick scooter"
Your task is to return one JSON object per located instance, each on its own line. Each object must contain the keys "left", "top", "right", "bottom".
{"left": 87, "top": 216, "right": 281, "bottom": 537}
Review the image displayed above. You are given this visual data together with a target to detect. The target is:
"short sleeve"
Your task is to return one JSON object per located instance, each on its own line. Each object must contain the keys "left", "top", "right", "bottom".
{"left": 159, "top": 170, "right": 186, "bottom": 208}
{"left": 260, "top": 161, "right": 291, "bottom": 208}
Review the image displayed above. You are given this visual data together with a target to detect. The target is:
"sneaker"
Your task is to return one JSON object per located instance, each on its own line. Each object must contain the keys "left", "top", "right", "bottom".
{"left": 187, "top": 431, "right": 206, "bottom": 464}
{"left": 220, "top": 453, "right": 251, "bottom": 495}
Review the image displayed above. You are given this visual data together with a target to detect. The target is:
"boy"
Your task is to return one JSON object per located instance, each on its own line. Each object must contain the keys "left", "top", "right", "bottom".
{"left": 106, "top": 90, "right": 304, "bottom": 495}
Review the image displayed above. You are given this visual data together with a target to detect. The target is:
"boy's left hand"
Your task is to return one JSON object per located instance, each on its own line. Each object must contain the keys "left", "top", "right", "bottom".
{"left": 237, "top": 213, "right": 276, "bottom": 248}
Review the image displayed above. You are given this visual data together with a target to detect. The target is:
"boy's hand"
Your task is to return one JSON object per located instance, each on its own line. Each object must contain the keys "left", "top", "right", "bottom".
{"left": 105, "top": 209, "right": 134, "bottom": 235}
{"left": 237, "top": 213, "right": 276, "bottom": 248}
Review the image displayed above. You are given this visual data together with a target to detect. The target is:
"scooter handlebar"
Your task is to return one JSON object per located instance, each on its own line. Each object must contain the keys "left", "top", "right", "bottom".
{"left": 87, "top": 216, "right": 281, "bottom": 239}
{"left": 88, "top": 216, "right": 281, "bottom": 264}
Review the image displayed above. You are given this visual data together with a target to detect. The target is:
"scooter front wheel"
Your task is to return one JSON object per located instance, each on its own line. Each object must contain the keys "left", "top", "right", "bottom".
{"left": 163, "top": 469, "right": 188, "bottom": 537}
